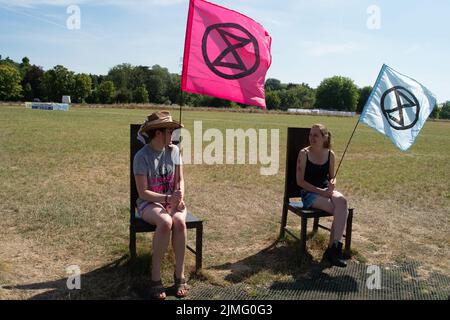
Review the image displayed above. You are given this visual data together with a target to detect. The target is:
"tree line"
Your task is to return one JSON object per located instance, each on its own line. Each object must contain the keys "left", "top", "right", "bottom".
{"left": 0, "top": 54, "right": 448, "bottom": 118}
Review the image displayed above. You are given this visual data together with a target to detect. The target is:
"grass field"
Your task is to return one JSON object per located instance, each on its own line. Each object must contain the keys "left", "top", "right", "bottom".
{"left": 0, "top": 104, "right": 449, "bottom": 299}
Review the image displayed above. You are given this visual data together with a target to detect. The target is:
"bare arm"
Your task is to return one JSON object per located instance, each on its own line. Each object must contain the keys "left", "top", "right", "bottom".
{"left": 329, "top": 150, "right": 336, "bottom": 188}
{"left": 172, "top": 164, "right": 186, "bottom": 210}
{"left": 135, "top": 175, "right": 171, "bottom": 203}
{"left": 176, "top": 164, "right": 185, "bottom": 196}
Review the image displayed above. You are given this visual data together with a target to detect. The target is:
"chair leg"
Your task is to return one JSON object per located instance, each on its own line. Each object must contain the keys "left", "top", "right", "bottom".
{"left": 279, "top": 202, "right": 288, "bottom": 240}
{"left": 129, "top": 227, "right": 137, "bottom": 261}
{"left": 344, "top": 209, "right": 353, "bottom": 259}
{"left": 300, "top": 217, "right": 307, "bottom": 255}
{"left": 195, "top": 223, "right": 203, "bottom": 272}
{"left": 313, "top": 217, "right": 319, "bottom": 234}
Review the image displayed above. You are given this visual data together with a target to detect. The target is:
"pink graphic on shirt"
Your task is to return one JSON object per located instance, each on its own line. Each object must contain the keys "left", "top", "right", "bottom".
{"left": 148, "top": 174, "right": 175, "bottom": 194}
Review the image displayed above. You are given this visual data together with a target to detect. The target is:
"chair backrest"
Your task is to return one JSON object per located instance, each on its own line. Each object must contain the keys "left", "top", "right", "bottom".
{"left": 130, "top": 124, "right": 143, "bottom": 223}
{"left": 283, "top": 127, "right": 311, "bottom": 201}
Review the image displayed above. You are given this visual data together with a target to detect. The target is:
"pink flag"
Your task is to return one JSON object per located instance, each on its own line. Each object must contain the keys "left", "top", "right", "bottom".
{"left": 181, "top": 0, "right": 272, "bottom": 109}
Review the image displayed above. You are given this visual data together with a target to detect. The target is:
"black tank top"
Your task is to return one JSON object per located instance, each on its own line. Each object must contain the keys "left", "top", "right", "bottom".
{"left": 304, "top": 150, "right": 330, "bottom": 189}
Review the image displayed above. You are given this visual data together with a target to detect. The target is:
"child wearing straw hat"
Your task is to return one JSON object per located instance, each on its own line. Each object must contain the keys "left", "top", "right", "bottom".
{"left": 133, "top": 111, "right": 189, "bottom": 299}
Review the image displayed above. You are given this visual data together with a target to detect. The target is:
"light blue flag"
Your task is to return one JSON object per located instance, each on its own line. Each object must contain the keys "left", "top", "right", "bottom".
{"left": 360, "top": 64, "right": 437, "bottom": 151}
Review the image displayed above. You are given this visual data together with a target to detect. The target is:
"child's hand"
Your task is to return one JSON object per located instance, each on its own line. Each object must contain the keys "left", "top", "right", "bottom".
{"left": 321, "top": 189, "right": 334, "bottom": 199}
{"left": 171, "top": 190, "right": 182, "bottom": 204}
{"left": 177, "top": 200, "right": 186, "bottom": 211}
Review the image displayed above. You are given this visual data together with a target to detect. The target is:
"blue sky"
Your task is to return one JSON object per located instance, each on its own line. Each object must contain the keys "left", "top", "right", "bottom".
{"left": 1, "top": 0, "right": 449, "bottom": 102}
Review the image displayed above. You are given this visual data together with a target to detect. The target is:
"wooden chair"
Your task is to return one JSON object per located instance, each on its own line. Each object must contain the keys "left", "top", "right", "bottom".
{"left": 279, "top": 128, "right": 353, "bottom": 258}
{"left": 129, "top": 124, "right": 203, "bottom": 271}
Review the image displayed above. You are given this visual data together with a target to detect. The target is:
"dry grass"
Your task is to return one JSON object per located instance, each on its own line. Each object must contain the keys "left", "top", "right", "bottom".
{"left": 0, "top": 104, "right": 449, "bottom": 299}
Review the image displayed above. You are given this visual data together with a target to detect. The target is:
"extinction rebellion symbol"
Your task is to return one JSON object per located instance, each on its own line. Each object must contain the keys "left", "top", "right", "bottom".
{"left": 202, "top": 23, "right": 260, "bottom": 80}
{"left": 381, "top": 86, "right": 421, "bottom": 130}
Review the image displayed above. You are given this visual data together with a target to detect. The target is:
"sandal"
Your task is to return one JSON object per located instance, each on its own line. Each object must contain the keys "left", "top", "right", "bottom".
{"left": 149, "top": 280, "right": 166, "bottom": 300}
{"left": 173, "top": 274, "right": 190, "bottom": 298}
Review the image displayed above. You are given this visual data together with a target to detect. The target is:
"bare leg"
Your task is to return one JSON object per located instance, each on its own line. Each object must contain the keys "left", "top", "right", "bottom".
{"left": 312, "top": 193, "right": 348, "bottom": 267}
{"left": 330, "top": 191, "right": 348, "bottom": 244}
{"left": 329, "top": 222, "right": 336, "bottom": 246}
{"left": 141, "top": 204, "right": 172, "bottom": 282}
{"left": 171, "top": 208, "right": 187, "bottom": 278}
{"left": 311, "top": 196, "right": 335, "bottom": 246}
{"left": 171, "top": 207, "right": 187, "bottom": 297}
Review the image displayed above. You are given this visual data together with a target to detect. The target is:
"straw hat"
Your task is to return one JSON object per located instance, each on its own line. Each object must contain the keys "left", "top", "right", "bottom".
{"left": 139, "top": 111, "right": 184, "bottom": 135}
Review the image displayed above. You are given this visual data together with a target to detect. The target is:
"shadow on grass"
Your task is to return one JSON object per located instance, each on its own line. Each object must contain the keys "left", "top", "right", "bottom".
{"left": 2, "top": 254, "right": 185, "bottom": 300}
{"left": 210, "top": 235, "right": 358, "bottom": 294}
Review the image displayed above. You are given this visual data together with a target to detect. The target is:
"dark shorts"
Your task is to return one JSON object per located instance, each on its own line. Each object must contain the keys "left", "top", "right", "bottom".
{"left": 300, "top": 190, "right": 319, "bottom": 209}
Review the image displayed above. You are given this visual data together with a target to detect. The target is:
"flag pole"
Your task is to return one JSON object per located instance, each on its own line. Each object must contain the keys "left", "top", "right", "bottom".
{"left": 179, "top": 54, "right": 185, "bottom": 128}
{"left": 179, "top": 88, "right": 183, "bottom": 126}
{"left": 334, "top": 64, "right": 385, "bottom": 179}
{"left": 179, "top": 0, "right": 194, "bottom": 129}
{"left": 174, "top": 77, "right": 184, "bottom": 195}
{"left": 334, "top": 117, "right": 361, "bottom": 179}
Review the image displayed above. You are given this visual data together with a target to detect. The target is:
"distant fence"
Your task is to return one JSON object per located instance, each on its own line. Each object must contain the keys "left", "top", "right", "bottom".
{"left": 287, "top": 109, "right": 356, "bottom": 117}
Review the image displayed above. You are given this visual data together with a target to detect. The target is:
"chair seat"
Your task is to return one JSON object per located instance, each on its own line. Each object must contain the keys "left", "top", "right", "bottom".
{"left": 131, "top": 212, "right": 203, "bottom": 233}
{"left": 287, "top": 201, "right": 333, "bottom": 219}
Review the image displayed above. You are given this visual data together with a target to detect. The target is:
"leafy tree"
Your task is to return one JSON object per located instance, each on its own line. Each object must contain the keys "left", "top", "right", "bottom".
{"left": 146, "top": 65, "right": 172, "bottom": 103}
{"left": 73, "top": 73, "right": 92, "bottom": 103}
{"left": 265, "top": 91, "right": 281, "bottom": 110}
{"left": 147, "top": 74, "right": 166, "bottom": 103}
{"left": 292, "top": 83, "right": 315, "bottom": 109}
{"left": 430, "top": 103, "right": 440, "bottom": 119}
{"left": 278, "top": 90, "right": 299, "bottom": 110}
{"left": 107, "top": 63, "right": 133, "bottom": 90}
{"left": 265, "top": 78, "right": 283, "bottom": 91}
{"left": 130, "top": 65, "right": 149, "bottom": 90}
{"left": 183, "top": 92, "right": 203, "bottom": 107}
{"left": 21, "top": 57, "right": 30, "bottom": 67}
{"left": 133, "top": 85, "right": 149, "bottom": 104}
{"left": 264, "top": 81, "right": 315, "bottom": 110}
{"left": 166, "top": 73, "right": 181, "bottom": 105}
{"left": 116, "top": 88, "right": 132, "bottom": 103}
{"left": 97, "top": 80, "right": 116, "bottom": 104}
{"left": 357, "top": 86, "right": 373, "bottom": 113}
{"left": 315, "top": 76, "right": 359, "bottom": 111}
{"left": 41, "top": 65, "right": 75, "bottom": 102}
{"left": 18, "top": 56, "right": 31, "bottom": 78}
{"left": 23, "top": 83, "right": 33, "bottom": 101}
{"left": 22, "top": 64, "right": 44, "bottom": 101}
{"left": 90, "top": 74, "right": 107, "bottom": 90}
{"left": 90, "top": 74, "right": 99, "bottom": 89}
{"left": 0, "top": 56, "right": 20, "bottom": 69}
{"left": 0, "top": 64, "right": 22, "bottom": 100}
{"left": 440, "top": 101, "right": 450, "bottom": 120}
{"left": 85, "top": 90, "right": 98, "bottom": 104}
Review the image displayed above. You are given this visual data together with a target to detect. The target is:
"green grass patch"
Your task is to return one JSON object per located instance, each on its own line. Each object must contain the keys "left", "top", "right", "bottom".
{"left": 1, "top": 104, "right": 449, "bottom": 295}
